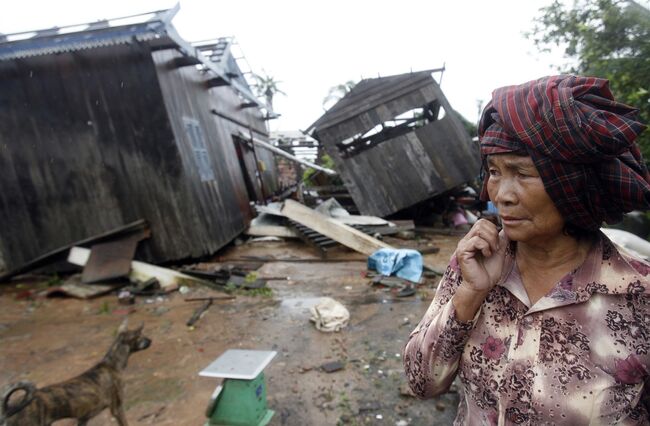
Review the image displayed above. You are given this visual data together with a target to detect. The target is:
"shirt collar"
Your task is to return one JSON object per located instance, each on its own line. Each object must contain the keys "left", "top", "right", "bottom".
{"left": 496, "top": 232, "right": 650, "bottom": 314}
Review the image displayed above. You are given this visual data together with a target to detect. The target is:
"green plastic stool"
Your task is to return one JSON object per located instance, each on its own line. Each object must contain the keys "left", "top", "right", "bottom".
{"left": 200, "top": 349, "right": 276, "bottom": 426}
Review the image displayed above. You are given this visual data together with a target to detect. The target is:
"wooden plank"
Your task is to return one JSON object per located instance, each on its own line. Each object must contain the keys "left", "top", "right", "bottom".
{"left": 44, "top": 275, "right": 121, "bottom": 299}
{"left": 0, "top": 220, "right": 149, "bottom": 282}
{"left": 68, "top": 246, "right": 209, "bottom": 292}
{"left": 280, "top": 200, "right": 442, "bottom": 274}
{"left": 281, "top": 200, "right": 390, "bottom": 256}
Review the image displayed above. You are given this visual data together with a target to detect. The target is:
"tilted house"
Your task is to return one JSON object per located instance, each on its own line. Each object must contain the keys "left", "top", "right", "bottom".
{"left": 0, "top": 6, "right": 279, "bottom": 273}
{"left": 306, "top": 70, "right": 481, "bottom": 217}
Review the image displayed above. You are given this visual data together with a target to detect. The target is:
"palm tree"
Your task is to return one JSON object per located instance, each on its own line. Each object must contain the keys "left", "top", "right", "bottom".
{"left": 322, "top": 80, "right": 357, "bottom": 110}
{"left": 251, "top": 71, "right": 286, "bottom": 110}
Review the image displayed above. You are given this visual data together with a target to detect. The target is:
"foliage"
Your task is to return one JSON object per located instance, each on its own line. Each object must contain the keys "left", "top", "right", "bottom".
{"left": 529, "top": 0, "right": 650, "bottom": 157}
{"left": 98, "top": 301, "right": 111, "bottom": 315}
{"left": 251, "top": 71, "right": 286, "bottom": 109}
{"left": 323, "top": 80, "right": 357, "bottom": 110}
{"left": 302, "top": 154, "right": 343, "bottom": 186}
{"left": 224, "top": 281, "right": 273, "bottom": 297}
{"left": 454, "top": 110, "right": 478, "bottom": 138}
{"left": 46, "top": 274, "right": 62, "bottom": 287}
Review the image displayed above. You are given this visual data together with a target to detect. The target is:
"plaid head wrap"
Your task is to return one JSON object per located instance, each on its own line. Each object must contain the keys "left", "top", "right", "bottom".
{"left": 479, "top": 75, "right": 650, "bottom": 230}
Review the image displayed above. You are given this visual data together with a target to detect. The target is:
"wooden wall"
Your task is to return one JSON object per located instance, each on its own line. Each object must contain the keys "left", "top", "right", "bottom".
{"left": 0, "top": 42, "right": 276, "bottom": 272}
{"left": 316, "top": 80, "right": 480, "bottom": 217}
{"left": 151, "top": 49, "right": 278, "bottom": 209}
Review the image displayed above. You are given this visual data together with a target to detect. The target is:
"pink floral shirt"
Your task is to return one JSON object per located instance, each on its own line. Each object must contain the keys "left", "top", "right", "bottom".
{"left": 404, "top": 233, "right": 650, "bottom": 425}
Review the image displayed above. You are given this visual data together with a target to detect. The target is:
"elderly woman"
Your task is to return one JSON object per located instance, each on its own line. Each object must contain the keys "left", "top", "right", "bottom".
{"left": 403, "top": 75, "right": 650, "bottom": 425}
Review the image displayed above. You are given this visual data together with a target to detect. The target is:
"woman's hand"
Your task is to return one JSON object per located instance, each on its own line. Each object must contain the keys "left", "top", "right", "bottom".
{"left": 453, "top": 219, "right": 508, "bottom": 321}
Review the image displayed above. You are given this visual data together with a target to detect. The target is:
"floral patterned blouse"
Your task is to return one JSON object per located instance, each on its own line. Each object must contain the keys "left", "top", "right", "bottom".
{"left": 403, "top": 233, "right": 650, "bottom": 425}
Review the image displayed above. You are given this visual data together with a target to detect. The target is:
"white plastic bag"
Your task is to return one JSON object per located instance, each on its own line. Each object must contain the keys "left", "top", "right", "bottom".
{"left": 309, "top": 297, "right": 350, "bottom": 332}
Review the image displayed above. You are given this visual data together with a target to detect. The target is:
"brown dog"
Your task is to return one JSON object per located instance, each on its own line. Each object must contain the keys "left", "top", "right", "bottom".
{"left": 0, "top": 320, "right": 151, "bottom": 426}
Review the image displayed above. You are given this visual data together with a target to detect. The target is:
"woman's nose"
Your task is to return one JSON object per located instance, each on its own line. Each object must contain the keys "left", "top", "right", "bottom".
{"left": 494, "top": 177, "right": 518, "bottom": 205}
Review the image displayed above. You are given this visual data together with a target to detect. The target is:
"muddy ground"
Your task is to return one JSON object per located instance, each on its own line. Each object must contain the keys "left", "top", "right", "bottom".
{"left": 0, "top": 233, "right": 462, "bottom": 425}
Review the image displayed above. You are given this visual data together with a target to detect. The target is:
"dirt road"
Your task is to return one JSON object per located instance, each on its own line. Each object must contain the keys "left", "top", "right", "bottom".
{"left": 0, "top": 235, "right": 462, "bottom": 425}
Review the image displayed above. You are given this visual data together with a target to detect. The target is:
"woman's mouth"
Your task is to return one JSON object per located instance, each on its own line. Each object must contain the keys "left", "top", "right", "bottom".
{"left": 500, "top": 215, "right": 525, "bottom": 226}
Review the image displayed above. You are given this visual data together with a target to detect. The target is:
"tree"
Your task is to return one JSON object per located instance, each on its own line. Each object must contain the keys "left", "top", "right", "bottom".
{"left": 454, "top": 110, "right": 478, "bottom": 138}
{"left": 252, "top": 72, "right": 286, "bottom": 110}
{"left": 529, "top": 0, "right": 650, "bottom": 157}
{"left": 322, "top": 80, "right": 357, "bottom": 110}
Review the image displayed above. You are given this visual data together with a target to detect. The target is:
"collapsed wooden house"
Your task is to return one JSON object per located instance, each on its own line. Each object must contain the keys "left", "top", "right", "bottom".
{"left": 0, "top": 6, "right": 282, "bottom": 274}
{"left": 306, "top": 70, "right": 481, "bottom": 217}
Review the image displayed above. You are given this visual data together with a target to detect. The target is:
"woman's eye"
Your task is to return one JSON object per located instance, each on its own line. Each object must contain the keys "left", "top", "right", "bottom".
{"left": 518, "top": 170, "right": 537, "bottom": 178}
{"left": 488, "top": 169, "right": 499, "bottom": 176}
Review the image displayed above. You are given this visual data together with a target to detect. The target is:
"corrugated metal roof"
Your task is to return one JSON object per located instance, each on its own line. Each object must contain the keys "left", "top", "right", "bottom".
{"left": 0, "top": 5, "right": 271, "bottom": 112}
{"left": 0, "top": 7, "right": 179, "bottom": 61}
{"left": 307, "top": 69, "right": 441, "bottom": 133}
{"left": 0, "top": 23, "right": 168, "bottom": 60}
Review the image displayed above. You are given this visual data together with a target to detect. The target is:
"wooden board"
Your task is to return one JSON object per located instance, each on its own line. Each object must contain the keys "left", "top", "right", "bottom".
{"left": 280, "top": 200, "right": 391, "bottom": 256}
{"left": 68, "top": 246, "right": 207, "bottom": 292}
{"left": 280, "top": 200, "right": 442, "bottom": 274}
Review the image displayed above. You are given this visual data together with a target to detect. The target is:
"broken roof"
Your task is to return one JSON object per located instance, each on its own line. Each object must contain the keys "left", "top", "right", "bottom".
{"left": 0, "top": 4, "right": 270, "bottom": 113}
{"left": 306, "top": 68, "right": 444, "bottom": 134}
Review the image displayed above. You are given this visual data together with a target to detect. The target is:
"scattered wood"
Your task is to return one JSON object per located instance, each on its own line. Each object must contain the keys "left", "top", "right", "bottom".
{"left": 366, "top": 221, "right": 415, "bottom": 236}
{"left": 281, "top": 200, "right": 391, "bottom": 256}
{"left": 68, "top": 247, "right": 208, "bottom": 292}
{"left": 123, "top": 277, "right": 161, "bottom": 296}
{"left": 237, "top": 132, "right": 337, "bottom": 175}
{"left": 0, "top": 220, "right": 149, "bottom": 283}
{"left": 43, "top": 275, "right": 122, "bottom": 299}
{"left": 280, "top": 200, "right": 443, "bottom": 275}
{"left": 179, "top": 268, "right": 266, "bottom": 289}
{"left": 179, "top": 269, "right": 229, "bottom": 281}
{"left": 184, "top": 296, "right": 236, "bottom": 302}
{"left": 186, "top": 299, "right": 212, "bottom": 327}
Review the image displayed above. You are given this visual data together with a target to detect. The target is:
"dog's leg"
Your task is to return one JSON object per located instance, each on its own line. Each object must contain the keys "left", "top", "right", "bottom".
{"left": 111, "top": 405, "right": 128, "bottom": 426}
{"left": 110, "top": 390, "right": 128, "bottom": 426}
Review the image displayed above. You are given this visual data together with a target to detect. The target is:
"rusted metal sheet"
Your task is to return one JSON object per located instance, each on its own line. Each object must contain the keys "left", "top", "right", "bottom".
{"left": 82, "top": 231, "right": 147, "bottom": 283}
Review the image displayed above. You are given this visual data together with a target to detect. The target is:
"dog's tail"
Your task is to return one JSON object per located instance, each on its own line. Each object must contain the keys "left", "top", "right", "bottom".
{"left": 1, "top": 382, "right": 36, "bottom": 419}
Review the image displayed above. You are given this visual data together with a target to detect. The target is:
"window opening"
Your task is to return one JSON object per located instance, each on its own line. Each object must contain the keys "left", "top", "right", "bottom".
{"left": 336, "top": 101, "right": 444, "bottom": 157}
{"left": 183, "top": 117, "right": 215, "bottom": 182}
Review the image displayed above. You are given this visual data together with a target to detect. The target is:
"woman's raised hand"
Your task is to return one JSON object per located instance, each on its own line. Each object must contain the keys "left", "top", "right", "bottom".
{"left": 453, "top": 219, "right": 508, "bottom": 321}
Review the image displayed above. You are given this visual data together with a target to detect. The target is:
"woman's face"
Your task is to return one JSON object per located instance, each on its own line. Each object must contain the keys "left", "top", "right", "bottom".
{"left": 486, "top": 153, "right": 566, "bottom": 243}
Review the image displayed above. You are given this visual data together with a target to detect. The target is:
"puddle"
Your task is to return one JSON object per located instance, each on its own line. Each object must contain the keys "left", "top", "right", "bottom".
{"left": 279, "top": 297, "right": 323, "bottom": 316}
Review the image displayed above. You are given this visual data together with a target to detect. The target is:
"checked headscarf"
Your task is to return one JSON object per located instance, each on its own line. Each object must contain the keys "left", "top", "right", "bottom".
{"left": 479, "top": 75, "right": 650, "bottom": 230}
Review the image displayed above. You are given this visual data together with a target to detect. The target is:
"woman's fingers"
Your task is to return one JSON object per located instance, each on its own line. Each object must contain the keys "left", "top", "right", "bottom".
{"left": 461, "top": 219, "right": 500, "bottom": 255}
{"left": 466, "top": 235, "right": 493, "bottom": 257}
{"left": 458, "top": 235, "right": 494, "bottom": 259}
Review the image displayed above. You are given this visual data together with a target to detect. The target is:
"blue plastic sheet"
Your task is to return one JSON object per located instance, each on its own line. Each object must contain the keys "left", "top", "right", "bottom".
{"left": 367, "top": 248, "right": 423, "bottom": 283}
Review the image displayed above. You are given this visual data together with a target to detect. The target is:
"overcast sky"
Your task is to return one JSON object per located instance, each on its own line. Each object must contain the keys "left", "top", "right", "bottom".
{"left": 2, "top": 0, "right": 569, "bottom": 132}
